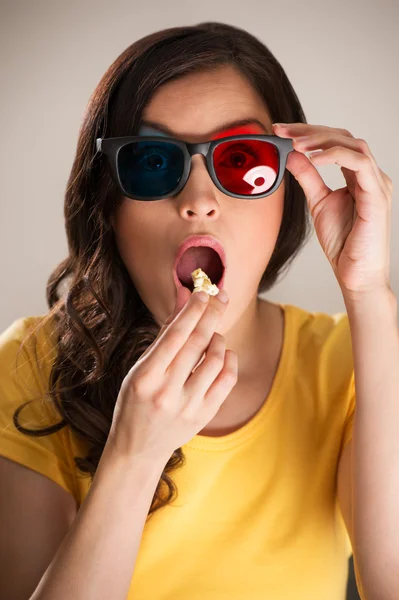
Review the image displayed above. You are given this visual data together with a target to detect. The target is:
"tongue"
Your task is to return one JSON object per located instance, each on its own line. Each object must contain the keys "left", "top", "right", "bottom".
{"left": 176, "top": 246, "right": 222, "bottom": 287}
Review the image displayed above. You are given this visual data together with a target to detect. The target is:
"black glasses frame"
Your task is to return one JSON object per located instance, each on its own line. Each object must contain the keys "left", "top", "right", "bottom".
{"left": 95, "top": 134, "right": 294, "bottom": 201}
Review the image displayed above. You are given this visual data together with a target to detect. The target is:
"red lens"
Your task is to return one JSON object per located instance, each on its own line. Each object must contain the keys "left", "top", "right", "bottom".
{"left": 213, "top": 139, "right": 279, "bottom": 196}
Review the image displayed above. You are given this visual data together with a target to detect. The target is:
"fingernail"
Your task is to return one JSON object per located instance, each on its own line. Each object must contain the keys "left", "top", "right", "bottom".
{"left": 217, "top": 289, "right": 229, "bottom": 303}
{"left": 196, "top": 291, "right": 209, "bottom": 303}
{"left": 273, "top": 123, "right": 287, "bottom": 127}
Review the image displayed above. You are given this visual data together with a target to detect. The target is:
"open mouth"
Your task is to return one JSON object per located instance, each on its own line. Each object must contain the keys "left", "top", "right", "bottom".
{"left": 174, "top": 246, "right": 225, "bottom": 292}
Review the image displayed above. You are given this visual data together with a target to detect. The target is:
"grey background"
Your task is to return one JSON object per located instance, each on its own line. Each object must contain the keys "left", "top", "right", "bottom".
{"left": 1, "top": 1, "right": 398, "bottom": 597}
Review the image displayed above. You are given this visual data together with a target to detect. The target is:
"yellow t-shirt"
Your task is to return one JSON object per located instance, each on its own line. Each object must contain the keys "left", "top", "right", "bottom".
{"left": 0, "top": 304, "right": 355, "bottom": 600}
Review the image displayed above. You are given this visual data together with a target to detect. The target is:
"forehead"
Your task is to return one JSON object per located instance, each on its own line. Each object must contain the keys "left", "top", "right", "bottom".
{"left": 138, "top": 68, "right": 272, "bottom": 140}
{"left": 138, "top": 120, "right": 268, "bottom": 141}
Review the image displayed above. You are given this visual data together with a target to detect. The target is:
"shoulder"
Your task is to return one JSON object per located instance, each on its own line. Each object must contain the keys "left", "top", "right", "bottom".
{"left": 283, "top": 304, "right": 355, "bottom": 456}
{"left": 0, "top": 315, "right": 41, "bottom": 345}
{"left": 0, "top": 315, "right": 82, "bottom": 501}
{"left": 284, "top": 302, "right": 351, "bottom": 353}
{"left": 1, "top": 313, "right": 58, "bottom": 379}
{"left": 0, "top": 314, "right": 60, "bottom": 419}
{"left": 0, "top": 314, "right": 56, "bottom": 350}
{"left": 282, "top": 303, "right": 352, "bottom": 383}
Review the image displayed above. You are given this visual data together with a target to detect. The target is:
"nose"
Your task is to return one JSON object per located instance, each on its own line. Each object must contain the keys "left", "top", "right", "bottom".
{"left": 175, "top": 154, "right": 220, "bottom": 218}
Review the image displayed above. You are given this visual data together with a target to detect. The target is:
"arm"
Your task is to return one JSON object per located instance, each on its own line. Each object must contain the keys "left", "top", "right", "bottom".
{"left": 0, "top": 458, "right": 77, "bottom": 600}
{"left": 30, "top": 446, "right": 167, "bottom": 600}
{"left": 341, "top": 287, "right": 399, "bottom": 600}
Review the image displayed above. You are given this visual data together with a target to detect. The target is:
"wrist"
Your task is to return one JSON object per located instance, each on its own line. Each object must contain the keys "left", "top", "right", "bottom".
{"left": 343, "top": 285, "right": 397, "bottom": 317}
{"left": 101, "top": 442, "right": 169, "bottom": 481}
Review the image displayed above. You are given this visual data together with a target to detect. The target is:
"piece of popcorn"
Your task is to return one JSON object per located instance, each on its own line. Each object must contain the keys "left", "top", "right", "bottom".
{"left": 191, "top": 267, "right": 220, "bottom": 296}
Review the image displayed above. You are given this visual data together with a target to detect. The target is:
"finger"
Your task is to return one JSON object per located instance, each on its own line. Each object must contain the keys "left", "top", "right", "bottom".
{"left": 285, "top": 151, "right": 332, "bottom": 218}
{"left": 180, "top": 332, "right": 227, "bottom": 418}
{"left": 277, "top": 123, "right": 392, "bottom": 202}
{"left": 166, "top": 293, "right": 228, "bottom": 389}
{"left": 172, "top": 285, "right": 192, "bottom": 321}
{"left": 160, "top": 288, "right": 189, "bottom": 333}
{"left": 308, "top": 147, "right": 383, "bottom": 198}
{"left": 273, "top": 122, "right": 353, "bottom": 139}
{"left": 138, "top": 286, "right": 193, "bottom": 363}
{"left": 200, "top": 348, "right": 238, "bottom": 414}
{"left": 142, "top": 289, "right": 211, "bottom": 374}
{"left": 380, "top": 171, "right": 393, "bottom": 196}
{"left": 294, "top": 133, "right": 389, "bottom": 196}
{"left": 204, "top": 348, "right": 238, "bottom": 403}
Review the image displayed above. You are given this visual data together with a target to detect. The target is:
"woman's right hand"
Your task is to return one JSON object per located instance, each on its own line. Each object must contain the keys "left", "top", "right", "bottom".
{"left": 105, "top": 286, "right": 238, "bottom": 464}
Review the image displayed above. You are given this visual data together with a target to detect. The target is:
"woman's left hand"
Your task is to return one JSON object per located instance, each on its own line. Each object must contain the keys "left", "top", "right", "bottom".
{"left": 273, "top": 123, "right": 393, "bottom": 298}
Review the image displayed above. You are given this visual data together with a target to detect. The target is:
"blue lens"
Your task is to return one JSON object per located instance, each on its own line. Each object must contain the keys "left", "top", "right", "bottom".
{"left": 118, "top": 140, "right": 184, "bottom": 198}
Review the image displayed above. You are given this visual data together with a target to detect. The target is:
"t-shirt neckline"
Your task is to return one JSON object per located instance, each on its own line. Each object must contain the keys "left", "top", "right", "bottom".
{"left": 184, "top": 303, "right": 293, "bottom": 452}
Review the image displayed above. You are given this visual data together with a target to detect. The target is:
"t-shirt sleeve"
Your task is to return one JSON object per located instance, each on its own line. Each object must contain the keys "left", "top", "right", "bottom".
{"left": 0, "top": 316, "right": 78, "bottom": 500}
{"left": 317, "top": 310, "right": 355, "bottom": 456}
{"left": 341, "top": 368, "right": 356, "bottom": 450}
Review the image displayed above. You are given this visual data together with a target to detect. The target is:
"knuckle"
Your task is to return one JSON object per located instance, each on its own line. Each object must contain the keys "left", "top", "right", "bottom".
{"left": 195, "top": 300, "right": 207, "bottom": 313}
{"left": 219, "top": 370, "right": 236, "bottom": 386}
{"left": 129, "top": 372, "right": 150, "bottom": 395}
{"left": 224, "top": 365, "right": 238, "bottom": 383}
{"left": 165, "top": 327, "right": 184, "bottom": 348}
{"left": 380, "top": 171, "right": 393, "bottom": 194}
{"left": 211, "top": 333, "right": 225, "bottom": 351}
{"left": 208, "top": 352, "right": 225, "bottom": 369}
{"left": 212, "top": 302, "right": 226, "bottom": 318}
{"left": 225, "top": 352, "right": 238, "bottom": 375}
{"left": 218, "top": 338, "right": 227, "bottom": 352}
{"left": 357, "top": 138, "right": 369, "bottom": 153}
{"left": 212, "top": 331, "right": 224, "bottom": 343}
{"left": 180, "top": 404, "right": 196, "bottom": 421}
{"left": 189, "top": 328, "right": 207, "bottom": 350}
{"left": 153, "top": 388, "right": 170, "bottom": 410}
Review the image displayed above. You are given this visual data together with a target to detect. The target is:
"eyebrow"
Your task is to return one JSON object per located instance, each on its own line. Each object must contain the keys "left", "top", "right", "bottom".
{"left": 139, "top": 117, "right": 270, "bottom": 138}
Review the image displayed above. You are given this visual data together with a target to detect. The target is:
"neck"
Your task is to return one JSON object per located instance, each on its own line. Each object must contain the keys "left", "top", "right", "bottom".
{"left": 221, "top": 294, "right": 270, "bottom": 381}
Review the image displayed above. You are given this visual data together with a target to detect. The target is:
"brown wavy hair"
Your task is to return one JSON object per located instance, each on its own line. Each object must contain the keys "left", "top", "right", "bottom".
{"left": 13, "top": 21, "right": 312, "bottom": 519}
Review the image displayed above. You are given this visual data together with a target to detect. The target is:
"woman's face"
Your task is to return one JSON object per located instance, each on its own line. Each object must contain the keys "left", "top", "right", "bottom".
{"left": 110, "top": 65, "right": 285, "bottom": 330}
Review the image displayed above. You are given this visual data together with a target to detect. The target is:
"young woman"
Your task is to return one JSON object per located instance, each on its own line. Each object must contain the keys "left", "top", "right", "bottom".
{"left": 0, "top": 21, "right": 396, "bottom": 600}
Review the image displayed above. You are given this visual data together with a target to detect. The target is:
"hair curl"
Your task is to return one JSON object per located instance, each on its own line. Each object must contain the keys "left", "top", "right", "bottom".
{"left": 13, "top": 21, "right": 312, "bottom": 519}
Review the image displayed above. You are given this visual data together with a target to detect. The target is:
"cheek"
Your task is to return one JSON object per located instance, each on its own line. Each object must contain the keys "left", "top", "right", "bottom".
{"left": 250, "top": 182, "right": 285, "bottom": 233}
{"left": 264, "top": 187, "right": 285, "bottom": 230}
{"left": 111, "top": 202, "right": 170, "bottom": 300}
{"left": 242, "top": 187, "right": 285, "bottom": 265}
{"left": 111, "top": 203, "right": 151, "bottom": 270}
